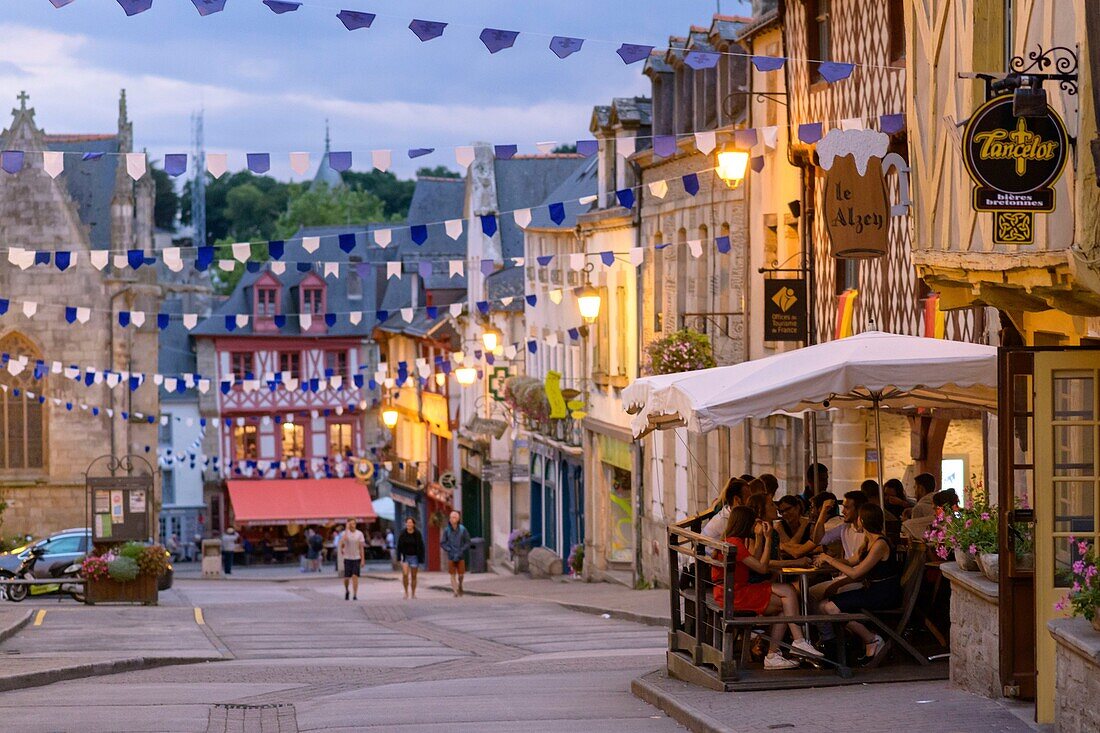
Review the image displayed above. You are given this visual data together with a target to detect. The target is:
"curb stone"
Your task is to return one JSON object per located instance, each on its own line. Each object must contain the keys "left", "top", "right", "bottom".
{"left": 0, "top": 610, "right": 33, "bottom": 644}
{"left": 631, "top": 670, "right": 732, "bottom": 733}
{"left": 0, "top": 655, "right": 224, "bottom": 693}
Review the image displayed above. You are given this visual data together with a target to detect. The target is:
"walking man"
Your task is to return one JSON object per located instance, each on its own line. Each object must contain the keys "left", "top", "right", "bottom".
{"left": 338, "top": 518, "right": 366, "bottom": 600}
{"left": 220, "top": 526, "right": 238, "bottom": 576}
{"left": 441, "top": 511, "right": 472, "bottom": 597}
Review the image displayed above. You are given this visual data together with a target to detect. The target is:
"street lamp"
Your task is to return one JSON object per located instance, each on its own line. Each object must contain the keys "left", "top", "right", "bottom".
{"left": 481, "top": 325, "right": 502, "bottom": 353}
{"left": 575, "top": 263, "right": 602, "bottom": 324}
{"left": 716, "top": 145, "right": 750, "bottom": 189}
{"left": 455, "top": 366, "right": 478, "bottom": 386}
{"left": 434, "top": 372, "right": 446, "bottom": 388}
{"left": 381, "top": 405, "right": 399, "bottom": 429}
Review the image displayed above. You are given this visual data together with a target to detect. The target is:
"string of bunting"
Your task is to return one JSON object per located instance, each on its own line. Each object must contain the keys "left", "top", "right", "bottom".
{"left": 0, "top": 109, "right": 904, "bottom": 190}
{"left": 50, "top": 0, "right": 900, "bottom": 78}
{"left": 0, "top": 109, "right": 906, "bottom": 273}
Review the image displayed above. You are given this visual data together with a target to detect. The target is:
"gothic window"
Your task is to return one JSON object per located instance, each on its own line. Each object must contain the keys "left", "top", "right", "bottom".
{"left": 0, "top": 333, "right": 46, "bottom": 473}
{"left": 233, "top": 424, "right": 257, "bottom": 460}
{"left": 806, "top": 0, "right": 832, "bottom": 84}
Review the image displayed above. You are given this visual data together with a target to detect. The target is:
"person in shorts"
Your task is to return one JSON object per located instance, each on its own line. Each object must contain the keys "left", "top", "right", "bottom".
{"left": 441, "top": 511, "right": 472, "bottom": 597}
{"left": 397, "top": 517, "right": 425, "bottom": 599}
{"left": 338, "top": 518, "right": 366, "bottom": 601}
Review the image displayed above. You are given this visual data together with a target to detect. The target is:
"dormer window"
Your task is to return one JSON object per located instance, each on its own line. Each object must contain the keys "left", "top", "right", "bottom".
{"left": 303, "top": 288, "right": 324, "bottom": 314}
{"left": 257, "top": 287, "right": 277, "bottom": 316}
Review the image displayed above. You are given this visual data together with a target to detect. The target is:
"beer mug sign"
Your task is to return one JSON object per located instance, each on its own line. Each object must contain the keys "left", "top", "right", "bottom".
{"left": 818, "top": 129, "right": 910, "bottom": 259}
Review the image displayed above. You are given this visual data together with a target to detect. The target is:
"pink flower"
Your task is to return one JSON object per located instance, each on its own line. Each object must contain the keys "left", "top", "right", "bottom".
{"left": 969, "top": 544, "right": 978, "bottom": 555}
{"left": 1055, "top": 598, "right": 1067, "bottom": 611}
{"left": 965, "top": 519, "right": 972, "bottom": 529}
{"left": 1072, "top": 581, "right": 1082, "bottom": 593}
{"left": 980, "top": 512, "right": 991, "bottom": 521}
{"left": 1078, "top": 541, "right": 1090, "bottom": 556}
{"left": 1073, "top": 560, "right": 1086, "bottom": 575}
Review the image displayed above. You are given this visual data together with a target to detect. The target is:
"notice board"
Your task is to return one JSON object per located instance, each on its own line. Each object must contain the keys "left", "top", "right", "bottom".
{"left": 87, "top": 476, "right": 153, "bottom": 543}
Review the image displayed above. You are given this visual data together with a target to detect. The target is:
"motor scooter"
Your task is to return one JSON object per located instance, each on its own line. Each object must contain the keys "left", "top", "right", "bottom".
{"left": 0, "top": 547, "right": 85, "bottom": 603}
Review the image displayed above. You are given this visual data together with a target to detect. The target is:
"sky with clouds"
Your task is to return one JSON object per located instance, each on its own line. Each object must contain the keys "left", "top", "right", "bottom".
{"left": 0, "top": 0, "right": 751, "bottom": 181}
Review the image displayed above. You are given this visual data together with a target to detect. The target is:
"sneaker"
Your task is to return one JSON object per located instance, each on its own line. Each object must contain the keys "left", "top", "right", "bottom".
{"left": 764, "top": 652, "right": 799, "bottom": 670}
{"left": 791, "top": 639, "right": 824, "bottom": 658}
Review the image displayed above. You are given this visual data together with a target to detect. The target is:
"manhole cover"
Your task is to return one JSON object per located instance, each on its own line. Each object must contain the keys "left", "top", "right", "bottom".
{"left": 206, "top": 703, "right": 298, "bottom": 733}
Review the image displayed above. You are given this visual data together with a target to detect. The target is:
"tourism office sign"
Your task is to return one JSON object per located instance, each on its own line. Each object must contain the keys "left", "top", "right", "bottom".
{"left": 962, "top": 94, "right": 1068, "bottom": 244}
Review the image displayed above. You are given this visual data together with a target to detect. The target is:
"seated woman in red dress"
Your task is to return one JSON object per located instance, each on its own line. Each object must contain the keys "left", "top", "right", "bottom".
{"left": 712, "top": 506, "right": 824, "bottom": 670}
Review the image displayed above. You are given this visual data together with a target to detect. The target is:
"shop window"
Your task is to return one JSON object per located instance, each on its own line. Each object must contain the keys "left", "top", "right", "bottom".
{"left": 282, "top": 422, "right": 306, "bottom": 459}
{"left": 233, "top": 425, "right": 257, "bottom": 460}
{"left": 329, "top": 422, "right": 353, "bottom": 457}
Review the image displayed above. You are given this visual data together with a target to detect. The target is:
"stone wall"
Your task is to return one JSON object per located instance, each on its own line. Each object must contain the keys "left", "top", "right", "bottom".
{"left": 942, "top": 562, "right": 1001, "bottom": 699}
{"left": 1050, "top": 618, "right": 1100, "bottom": 733}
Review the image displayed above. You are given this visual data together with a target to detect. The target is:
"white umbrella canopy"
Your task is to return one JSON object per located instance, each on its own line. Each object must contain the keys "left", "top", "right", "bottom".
{"left": 624, "top": 331, "right": 998, "bottom": 438}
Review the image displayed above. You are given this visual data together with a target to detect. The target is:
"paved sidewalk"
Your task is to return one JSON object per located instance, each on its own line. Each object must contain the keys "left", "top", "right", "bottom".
{"left": 632, "top": 669, "right": 1036, "bottom": 733}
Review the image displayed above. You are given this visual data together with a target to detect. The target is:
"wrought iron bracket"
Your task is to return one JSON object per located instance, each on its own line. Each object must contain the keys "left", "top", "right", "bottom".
{"left": 1009, "top": 45, "right": 1079, "bottom": 97}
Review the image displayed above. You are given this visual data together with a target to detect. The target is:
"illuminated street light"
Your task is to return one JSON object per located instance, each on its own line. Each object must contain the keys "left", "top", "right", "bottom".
{"left": 575, "top": 283, "right": 602, "bottom": 324}
{"left": 381, "top": 406, "right": 399, "bottom": 428}
{"left": 716, "top": 146, "right": 750, "bottom": 189}
{"left": 435, "top": 372, "right": 446, "bottom": 387}
{"left": 481, "top": 325, "right": 502, "bottom": 353}
{"left": 455, "top": 366, "right": 478, "bottom": 386}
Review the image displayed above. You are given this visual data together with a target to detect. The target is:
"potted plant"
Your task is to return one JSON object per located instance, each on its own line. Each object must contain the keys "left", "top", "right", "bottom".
{"left": 508, "top": 529, "right": 533, "bottom": 574}
{"left": 503, "top": 377, "right": 550, "bottom": 430}
{"left": 645, "top": 329, "right": 717, "bottom": 375}
{"left": 1056, "top": 540, "right": 1100, "bottom": 632}
{"left": 82, "top": 542, "right": 168, "bottom": 605}
{"left": 925, "top": 499, "right": 997, "bottom": 575}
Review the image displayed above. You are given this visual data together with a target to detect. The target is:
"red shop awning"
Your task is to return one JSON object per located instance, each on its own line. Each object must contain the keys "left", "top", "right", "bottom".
{"left": 227, "top": 479, "right": 377, "bottom": 526}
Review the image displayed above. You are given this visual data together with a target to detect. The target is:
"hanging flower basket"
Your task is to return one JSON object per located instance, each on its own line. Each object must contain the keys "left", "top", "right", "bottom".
{"left": 503, "top": 376, "right": 550, "bottom": 426}
{"left": 645, "top": 329, "right": 717, "bottom": 375}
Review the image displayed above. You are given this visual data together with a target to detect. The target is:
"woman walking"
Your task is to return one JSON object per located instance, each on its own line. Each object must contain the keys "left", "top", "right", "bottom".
{"left": 397, "top": 517, "right": 426, "bottom": 599}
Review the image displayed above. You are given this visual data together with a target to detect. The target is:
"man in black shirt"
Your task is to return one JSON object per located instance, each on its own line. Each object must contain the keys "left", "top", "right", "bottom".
{"left": 800, "top": 463, "right": 830, "bottom": 504}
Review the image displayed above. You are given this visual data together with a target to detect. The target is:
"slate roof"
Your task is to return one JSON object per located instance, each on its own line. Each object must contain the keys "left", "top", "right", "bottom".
{"left": 485, "top": 267, "right": 525, "bottom": 311}
{"left": 524, "top": 155, "right": 598, "bottom": 231}
{"left": 611, "top": 97, "right": 652, "bottom": 127}
{"left": 192, "top": 223, "right": 390, "bottom": 337}
{"left": 43, "top": 135, "right": 121, "bottom": 250}
{"left": 492, "top": 156, "right": 585, "bottom": 259}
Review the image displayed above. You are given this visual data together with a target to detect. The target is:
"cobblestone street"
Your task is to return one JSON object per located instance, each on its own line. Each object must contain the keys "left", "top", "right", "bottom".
{"left": 0, "top": 573, "right": 676, "bottom": 732}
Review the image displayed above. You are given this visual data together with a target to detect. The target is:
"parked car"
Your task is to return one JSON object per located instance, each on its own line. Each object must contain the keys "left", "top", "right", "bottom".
{"left": 0, "top": 529, "right": 173, "bottom": 590}
{"left": 0, "top": 528, "right": 89, "bottom": 578}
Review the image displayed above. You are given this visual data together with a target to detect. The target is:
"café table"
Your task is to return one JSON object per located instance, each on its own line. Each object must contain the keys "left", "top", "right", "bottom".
{"left": 780, "top": 565, "right": 820, "bottom": 638}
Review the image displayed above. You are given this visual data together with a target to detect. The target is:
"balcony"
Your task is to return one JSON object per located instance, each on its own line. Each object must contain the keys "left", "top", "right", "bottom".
{"left": 388, "top": 459, "right": 428, "bottom": 490}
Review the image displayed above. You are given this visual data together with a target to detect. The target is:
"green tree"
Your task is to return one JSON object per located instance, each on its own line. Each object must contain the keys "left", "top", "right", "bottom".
{"left": 275, "top": 184, "right": 387, "bottom": 238}
{"left": 415, "top": 165, "right": 461, "bottom": 179}
{"left": 340, "top": 170, "right": 415, "bottom": 219}
{"left": 181, "top": 171, "right": 290, "bottom": 245}
{"left": 552, "top": 144, "right": 577, "bottom": 154}
{"left": 150, "top": 166, "right": 179, "bottom": 230}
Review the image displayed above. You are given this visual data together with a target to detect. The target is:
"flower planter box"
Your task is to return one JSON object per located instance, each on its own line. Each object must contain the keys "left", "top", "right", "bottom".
{"left": 86, "top": 574, "right": 158, "bottom": 605}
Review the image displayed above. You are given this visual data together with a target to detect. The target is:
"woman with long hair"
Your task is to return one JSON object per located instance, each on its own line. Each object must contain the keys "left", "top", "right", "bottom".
{"left": 396, "top": 516, "right": 426, "bottom": 599}
{"left": 814, "top": 504, "right": 901, "bottom": 663}
{"left": 712, "top": 506, "right": 824, "bottom": 670}
{"left": 701, "top": 477, "right": 750, "bottom": 542}
{"left": 776, "top": 496, "right": 814, "bottom": 558}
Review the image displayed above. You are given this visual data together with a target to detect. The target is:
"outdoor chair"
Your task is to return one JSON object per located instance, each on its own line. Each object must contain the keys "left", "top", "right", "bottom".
{"left": 858, "top": 546, "right": 930, "bottom": 668}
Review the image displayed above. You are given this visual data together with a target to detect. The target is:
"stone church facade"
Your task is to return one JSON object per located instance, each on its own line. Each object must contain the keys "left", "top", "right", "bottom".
{"left": 0, "top": 92, "right": 160, "bottom": 539}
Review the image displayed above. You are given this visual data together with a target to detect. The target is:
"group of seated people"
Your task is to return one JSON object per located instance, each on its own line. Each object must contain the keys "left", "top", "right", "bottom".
{"left": 702, "top": 463, "right": 959, "bottom": 671}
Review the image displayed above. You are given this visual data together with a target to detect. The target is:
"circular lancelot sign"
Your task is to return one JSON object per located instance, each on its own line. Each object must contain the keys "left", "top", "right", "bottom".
{"left": 439, "top": 471, "right": 457, "bottom": 490}
{"left": 962, "top": 94, "right": 1068, "bottom": 195}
